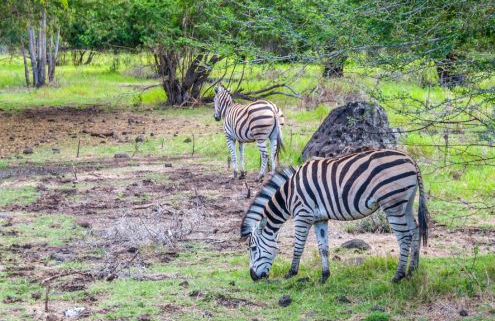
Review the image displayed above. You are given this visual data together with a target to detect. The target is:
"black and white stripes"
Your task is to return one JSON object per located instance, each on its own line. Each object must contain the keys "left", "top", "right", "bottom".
{"left": 213, "top": 86, "right": 284, "bottom": 181}
{"left": 241, "top": 149, "right": 429, "bottom": 283}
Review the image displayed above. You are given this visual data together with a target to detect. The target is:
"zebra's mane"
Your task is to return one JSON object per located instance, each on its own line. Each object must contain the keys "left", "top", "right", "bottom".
{"left": 240, "top": 166, "right": 296, "bottom": 238}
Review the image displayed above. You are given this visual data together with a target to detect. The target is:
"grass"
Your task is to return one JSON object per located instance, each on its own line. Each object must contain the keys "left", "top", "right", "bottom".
{"left": 1, "top": 208, "right": 493, "bottom": 321}
{"left": 0, "top": 55, "right": 159, "bottom": 111}
{"left": 0, "top": 185, "right": 39, "bottom": 207}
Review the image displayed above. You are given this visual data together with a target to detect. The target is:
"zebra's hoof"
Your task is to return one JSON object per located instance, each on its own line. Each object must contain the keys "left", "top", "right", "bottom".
{"left": 284, "top": 269, "right": 298, "bottom": 279}
{"left": 233, "top": 171, "right": 238, "bottom": 179}
{"left": 320, "top": 271, "right": 330, "bottom": 283}
{"left": 407, "top": 266, "right": 416, "bottom": 278}
{"left": 391, "top": 272, "right": 406, "bottom": 283}
{"left": 256, "top": 175, "right": 264, "bottom": 182}
{"left": 239, "top": 171, "right": 246, "bottom": 180}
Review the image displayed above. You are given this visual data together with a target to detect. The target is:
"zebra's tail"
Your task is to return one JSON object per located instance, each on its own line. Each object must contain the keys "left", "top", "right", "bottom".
{"left": 415, "top": 161, "right": 430, "bottom": 246}
{"left": 274, "top": 116, "right": 285, "bottom": 164}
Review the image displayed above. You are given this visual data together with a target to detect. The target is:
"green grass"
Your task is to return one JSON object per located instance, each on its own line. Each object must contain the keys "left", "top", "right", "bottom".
{"left": 0, "top": 55, "right": 159, "bottom": 111}
{"left": 1, "top": 208, "right": 493, "bottom": 320}
{"left": 82, "top": 247, "right": 495, "bottom": 321}
{"left": 0, "top": 214, "right": 83, "bottom": 246}
{"left": 0, "top": 185, "right": 39, "bottom": 207}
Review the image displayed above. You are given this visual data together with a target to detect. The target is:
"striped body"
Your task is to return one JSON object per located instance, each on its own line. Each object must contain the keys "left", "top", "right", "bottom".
{"left": 224, "top": 101, "right": 281, "bottom": 143}
{"left": 214, "top": 86, "right": 283, "bottom": 180}
{"left": 241, "top": 149, "right": 429, "bottom": 282}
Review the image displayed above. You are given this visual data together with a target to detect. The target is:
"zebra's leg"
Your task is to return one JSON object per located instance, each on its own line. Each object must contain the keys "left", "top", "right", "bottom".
{"left": 406, "top": 189, "right": 420, "bottom": 277}
{"left": 285, "top": 218, "right": 312, "bottom": 279}
{"left": 226, "top": 137, "right": 238, "bottom": 178}
{"left": 269, "top": 134, "right": 278, "bottom": 175}
{"left": 238, "top": 143, "right": 246, "bottom": 179}
{"left": 383, "top": 201, "right": 413, "bottom": 283}
{"left": 314, "top": 220, "right": 330, "bottom": 283}
{"left": 255, "top": 139, "right": 269, "bottom": 181}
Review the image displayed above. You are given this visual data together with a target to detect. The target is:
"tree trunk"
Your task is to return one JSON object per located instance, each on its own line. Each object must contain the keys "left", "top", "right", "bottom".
{"left": 28, "top": 25, "right": 39, "bottom": 87}
{"left": 436, "top": 53, "right": 466, "bottom": 88}
{"left": 322, "top": 47, "right": 346, "bottom": 78}
{"left": 323, "top": 59, "right": 345, "bottom": 78}
{"left": 84, "top": 51, "right": 96, "bottom": 65}
{"left": 20, "top": 39, "right": 30, "bottom": 87}
{"left": 157, "top": 51, "right": 187, "bottom": 106}
{"left": 157, "top": 49, "right": 222, "bottom": 106}
{"left": 38, "top": 7, "right": 47, "bottom": 87}
{"left": 47, "top": 35, "right": 53, "bottom": 82}
{"left": 48, "top": 27, "right": 59, "bottom": 82}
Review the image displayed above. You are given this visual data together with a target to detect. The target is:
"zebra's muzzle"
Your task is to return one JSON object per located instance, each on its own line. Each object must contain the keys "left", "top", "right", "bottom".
{"left": 214, "top": 115, "right": 221, "bottom": 121}
{"left": 250, "top": 268, "right": 268, "bottom": 281}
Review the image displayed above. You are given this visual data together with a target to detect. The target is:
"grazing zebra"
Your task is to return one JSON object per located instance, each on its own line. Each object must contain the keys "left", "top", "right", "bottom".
{"left": 213, "top": 86, "right": 284, "bottom": 180}
{"left": 240, "top": 149, "right": 429, "bottom": 283}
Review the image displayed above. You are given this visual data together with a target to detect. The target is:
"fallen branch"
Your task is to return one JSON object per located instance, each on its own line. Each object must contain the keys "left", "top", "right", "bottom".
{"left": 41, "top": 270, "right": 94, "bottom": 312}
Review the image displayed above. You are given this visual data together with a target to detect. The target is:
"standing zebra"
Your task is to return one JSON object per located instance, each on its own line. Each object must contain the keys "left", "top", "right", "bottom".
{"left": 213, "top": 86, "right": 284, "bottom": 180}
{"left": 240, "top": 149, "right": 429, "bottom": 283}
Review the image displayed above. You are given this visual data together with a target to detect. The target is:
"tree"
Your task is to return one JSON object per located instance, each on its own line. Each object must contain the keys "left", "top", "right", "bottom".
{"left": 0, "top": 0, "right": 66, "bottom": 87}
{"left": 339, "top": 0, "right": 495, "bottom": 86}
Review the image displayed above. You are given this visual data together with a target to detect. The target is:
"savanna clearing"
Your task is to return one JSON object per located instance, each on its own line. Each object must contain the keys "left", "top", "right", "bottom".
{"left": 0, "top": 56, "right": 494, "bottom": 321}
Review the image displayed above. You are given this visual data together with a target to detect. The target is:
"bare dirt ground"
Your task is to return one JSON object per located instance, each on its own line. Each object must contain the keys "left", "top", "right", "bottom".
{"left": 0, "top": 106, "right": 215, "bottom": 157}
{"left": 1, "top": 106, "right": 494, "bottom": 320}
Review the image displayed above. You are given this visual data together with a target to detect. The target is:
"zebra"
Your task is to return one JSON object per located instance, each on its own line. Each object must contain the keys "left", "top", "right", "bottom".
{"left": 213, "top": 85, "right": 284, "bottom": 181}
{"left": 240, "top": 149, "right": 429, "bottom": 283}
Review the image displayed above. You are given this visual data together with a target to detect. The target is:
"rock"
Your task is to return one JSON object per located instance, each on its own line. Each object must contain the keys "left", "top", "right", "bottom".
{"left": 340, "top": 239, "right": 371, "bottom": 251}
{"left": 202, "top": 311, "right": 213, "bottom": 317}
{"left": 301, "top": 101, "right": 399, "bottom": 161}
{"left": 2, "top": 296, "right": 22, "bottom": 303}
{"left": 37, "top": 184, "right": 48, "bottom": 191}
{"left": 52, "top": 148, "right": 60, "bottom": 154}
{"left": 114, "top": 153, "right": 130, "bottom": 159}
{"left": 137, "top": 314, "right": 152, "bottom": 321}
{"left": 371, "top": 305, "right": 386, "bottom": 312}
{"left": 164, "top": 163, "right": 172, "bottom": 168}
{"left": 31, "top": 292, "right": 42, "bottom": 300}
{"left": 23, "top": 146, "right": 33, "bottom": 154}
{"left": 336, "top": 295, "right": 351, "bottom": 303}
{"left": 459, "top": 309, "right": 468, "bottom": 317}
{"left": 49, "top": 253, "right": 66, "bottom": 262}
{"left": 63, "top": 307, "right": 86, "bottom": 318}
{"left": 278, "top": 295, "right": 292, "bottom": 307}
{"left": 76, "top": 220, "right": 91, "bottom": 228}
{"left": 135, "top": 135, "right": 145, "bottom": 143}
{"left": 179, "top": 280, "right": 189, "bottom": 288}
{"left": 127, "top": 246, "right": 138, "bottom": 253}
{"left": 0, "top": 213, "right": 12, "bottom": 220}
{"left": 183, "top": 137, "right": 192, "bottom": 143}
{"left": 46, "top": 313, "right": 61, "bottom": 321}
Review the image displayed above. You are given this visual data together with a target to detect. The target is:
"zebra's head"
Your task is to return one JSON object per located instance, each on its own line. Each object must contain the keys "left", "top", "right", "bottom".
{"left": 246, "top": 217, "right": 278, "bottom": 281}
{"left": 241, "top": 167, "right": 296, "bottom": 281}
{"left": 213, "top": 85, "right": 233, "bottom": 121}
